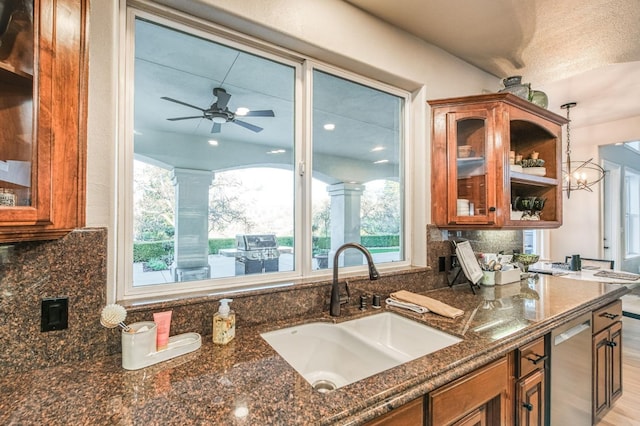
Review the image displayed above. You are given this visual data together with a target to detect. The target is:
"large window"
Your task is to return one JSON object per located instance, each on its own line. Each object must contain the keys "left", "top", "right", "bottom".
{"left": 624, "top": 167, "right": 640, "bottom": 258}
{"left": 118, "top": 6, "right": 409, "bottom": 300}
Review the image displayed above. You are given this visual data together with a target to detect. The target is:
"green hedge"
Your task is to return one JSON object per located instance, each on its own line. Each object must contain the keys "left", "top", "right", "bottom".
{"left": 133, "top": 235, "right": 399, "bottom": 263}
{"left": 361, "top": 235, "right": 400, "bottom": 247}
{"left": 133, "top": 240, "right": 174, "bottom": 263}
{"left": 208, "top": 238, "right": 236, "bottom": 254}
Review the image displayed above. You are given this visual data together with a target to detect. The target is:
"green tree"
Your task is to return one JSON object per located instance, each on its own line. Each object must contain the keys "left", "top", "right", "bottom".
{"left": 134, "top": 163, "right": 255, "bottom": 242}
{"left": 361, "top": 180, "right": 401, "bottom": 235}
{"left": 133, "top": 162, "right": 175, "bottom": 241}
{"left": 209, "top": 173, "right": 254, "bottom": 233}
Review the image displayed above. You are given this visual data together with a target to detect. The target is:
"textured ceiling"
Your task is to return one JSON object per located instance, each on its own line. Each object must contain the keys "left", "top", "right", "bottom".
{"left": 346, "top": 0, "right": 640, "bottom": 130}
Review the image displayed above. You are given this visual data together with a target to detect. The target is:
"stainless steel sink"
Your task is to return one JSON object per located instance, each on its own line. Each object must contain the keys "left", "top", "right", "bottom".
{"left": 261, "top": 312, "right": 461, "bottom": 391}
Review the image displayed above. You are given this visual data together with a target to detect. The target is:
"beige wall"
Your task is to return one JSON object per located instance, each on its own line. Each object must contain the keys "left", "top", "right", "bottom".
{"left": 548, "top": 115, "right": 640, "bottom": 261}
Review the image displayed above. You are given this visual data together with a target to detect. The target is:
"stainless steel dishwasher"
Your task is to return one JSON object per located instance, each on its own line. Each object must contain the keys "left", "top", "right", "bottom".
{"left": 550, "top": 312, "right": 593, "bottom": 425}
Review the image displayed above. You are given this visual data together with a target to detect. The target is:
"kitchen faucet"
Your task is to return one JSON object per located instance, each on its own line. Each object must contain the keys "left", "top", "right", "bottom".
{"left": 330, "top": 242, "right": 380, "bottom": 316}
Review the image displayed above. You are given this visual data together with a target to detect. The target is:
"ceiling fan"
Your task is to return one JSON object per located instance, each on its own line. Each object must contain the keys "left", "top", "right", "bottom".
{"left": 161, "top": 87, "right": 275, "bottom": 133}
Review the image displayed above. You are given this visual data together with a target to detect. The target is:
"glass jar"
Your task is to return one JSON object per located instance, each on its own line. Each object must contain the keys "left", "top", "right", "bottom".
{"left": 0, "top": 188, "right": 16, "bottom": 206}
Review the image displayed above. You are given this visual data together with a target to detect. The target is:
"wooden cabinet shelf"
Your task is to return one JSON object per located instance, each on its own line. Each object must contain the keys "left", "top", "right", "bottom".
{"left": 0, "top": 60, "right": 33, "bottom": 81}
{"left": 429, "top": 93, "right": 568, "bottom": 229}
{"left": 510, "top": 172, "right": 558, "bottom": 187}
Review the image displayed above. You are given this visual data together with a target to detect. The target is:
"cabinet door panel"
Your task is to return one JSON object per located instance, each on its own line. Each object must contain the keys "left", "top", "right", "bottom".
{"left": 451, "top": 405, "right": 486, "bottom": 426}
{"left": 446, "top": 109, "right": 497, "bottom": 225}
{"left": 517, "top": 369, "right": 545, "bottom": 426}
{"left": 429, "top": 357, "right": 508, "bottom": 426}
{"left": 593, "top": 328, "right": 610, "bottom": 418}
{"left": 609, "top": 322, "right": 623, "bottom": 403}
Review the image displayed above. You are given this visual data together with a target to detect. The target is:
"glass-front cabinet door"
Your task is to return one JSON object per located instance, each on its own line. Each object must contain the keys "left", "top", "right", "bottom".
{"left": 0, "top": 0, "right": 34, "bottom": 210}
{"left": 446, "top": 109, "right": 497, "bottom": 225}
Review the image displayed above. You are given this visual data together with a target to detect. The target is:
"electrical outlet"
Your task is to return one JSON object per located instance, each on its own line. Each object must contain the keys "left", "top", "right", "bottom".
{"left": 438, "top": 256, "right": 446, "bottom": 272}
{"left": 41, "top": 297, "right": 69, "bottom": 332}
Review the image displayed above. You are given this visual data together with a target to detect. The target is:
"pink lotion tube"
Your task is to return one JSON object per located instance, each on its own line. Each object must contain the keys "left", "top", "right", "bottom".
{"left": 153, "top": 311, "right": 172, "bottom": 351}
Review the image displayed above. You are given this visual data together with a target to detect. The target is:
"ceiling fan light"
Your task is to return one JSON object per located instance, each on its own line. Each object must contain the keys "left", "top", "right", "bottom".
{"left": 211, "top": 116, "right": 227, "bottom": 124}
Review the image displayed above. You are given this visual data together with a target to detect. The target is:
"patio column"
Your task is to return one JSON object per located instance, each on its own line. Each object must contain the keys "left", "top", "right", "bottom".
{"left": 170, "top": 168, "right": 214, "bottom": 282}
{"left": 327, "top": 182, "right": 364, "bottom": 268}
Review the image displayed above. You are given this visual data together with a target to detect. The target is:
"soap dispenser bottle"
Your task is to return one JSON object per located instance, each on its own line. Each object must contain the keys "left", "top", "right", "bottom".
{"left": 213, "top": 298, "right": 235, "bottom": 345}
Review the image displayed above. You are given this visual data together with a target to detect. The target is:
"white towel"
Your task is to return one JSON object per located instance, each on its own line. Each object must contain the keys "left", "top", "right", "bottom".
{"left": 385, "top": 297, "right": 430, "bottom": 314}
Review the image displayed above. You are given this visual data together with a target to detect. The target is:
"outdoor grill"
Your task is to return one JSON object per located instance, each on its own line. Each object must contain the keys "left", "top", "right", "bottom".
{"left": 235, "top": 234, "right": 280, "bottom": 275}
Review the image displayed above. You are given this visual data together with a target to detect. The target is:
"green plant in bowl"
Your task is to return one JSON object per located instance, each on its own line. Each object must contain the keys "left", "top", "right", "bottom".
{"left": 513, "top": 253, "right": 540, "bottom": 272}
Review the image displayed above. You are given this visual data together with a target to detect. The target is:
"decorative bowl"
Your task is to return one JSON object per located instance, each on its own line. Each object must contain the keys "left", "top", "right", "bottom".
{"left": 513, "top": 253, "right": 540, "bottom": 272}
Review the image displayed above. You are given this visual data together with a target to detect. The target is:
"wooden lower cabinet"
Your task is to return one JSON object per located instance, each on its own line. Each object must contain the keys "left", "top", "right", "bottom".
{"left": 364, "top": 397, "right": 423, "bottom": 426}
{"left": 427, "top": 356, "right": 510, "bottom": 426}
{"left": 515, "top": 336, "right": 547, "bottom": 426}
{"left": 593, "top": 320, "right": 622, "bottom": 422}
{"left": 516, "top": 369, "right": 544, "bottom": 426}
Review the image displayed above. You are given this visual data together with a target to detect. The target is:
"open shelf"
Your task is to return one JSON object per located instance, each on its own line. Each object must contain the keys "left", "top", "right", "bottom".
{"left": 510, "top": 172, "right": 558, "bottom": 187}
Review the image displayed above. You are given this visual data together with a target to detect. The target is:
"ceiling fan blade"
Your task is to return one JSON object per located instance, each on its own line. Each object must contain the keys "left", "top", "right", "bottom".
{"left": 211, "top": 122, "right": 222, "bottom": 133}
{"left": 233, "top": 119, "right": 263, "bottom": 133}
{"left": 243, "top": 110, "right": 275, "bottom": 117}
{"left": 161, "top": 97, "right": 205, "bottom": 112}
{"left": 213, "top": 88, "right": 231, "bottom": 110}
{"left": 167, "top": 116, "right": 204, "bottom": 121}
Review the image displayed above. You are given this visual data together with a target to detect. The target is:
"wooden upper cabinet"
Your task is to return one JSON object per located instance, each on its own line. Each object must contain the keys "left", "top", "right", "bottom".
{"left": 429, "top": 93, "right": 568, "bottom": 229}
{"left": 0, "top": 0, "right": 88, "bottom": 243}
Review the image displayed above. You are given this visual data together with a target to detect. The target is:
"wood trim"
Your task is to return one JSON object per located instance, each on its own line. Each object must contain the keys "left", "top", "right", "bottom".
{"left": 429, "top": 357, "right": 508, "bottom": 425}
{"left": 364, "top": 397, "right": 424, "bottom": 426}
{"left": 593, "top": 300, "right": 623, "bottom": 335}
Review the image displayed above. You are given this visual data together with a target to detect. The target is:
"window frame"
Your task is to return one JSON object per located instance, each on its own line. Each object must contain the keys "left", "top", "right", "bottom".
{"left": 116, "top": 3, "right": 413, "bottom": 303}
{"left": 623, "top": 166, "right": 640, "bottom": 259}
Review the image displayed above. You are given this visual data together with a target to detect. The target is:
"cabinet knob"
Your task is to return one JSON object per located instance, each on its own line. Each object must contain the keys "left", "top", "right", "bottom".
{"left": 489, "top": 206, "right": 496, "bottom": 212}
{"left": 522, "top": 402, "right": 533, "bottom": 411}
{"left": 606, "top": 340, "right": 617, "bottom": 347}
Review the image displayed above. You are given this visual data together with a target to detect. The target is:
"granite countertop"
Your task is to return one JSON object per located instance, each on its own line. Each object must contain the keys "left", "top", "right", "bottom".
{"left": 0, "top": 275, "right": 628, "bottom": 425}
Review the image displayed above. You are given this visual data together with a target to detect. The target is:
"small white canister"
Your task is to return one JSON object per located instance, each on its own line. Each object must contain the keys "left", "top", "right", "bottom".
{"left": 481, "top": 270, "right": 496, "bottom": 286}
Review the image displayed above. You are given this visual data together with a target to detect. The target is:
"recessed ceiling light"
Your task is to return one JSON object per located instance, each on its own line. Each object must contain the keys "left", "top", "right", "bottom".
{"left": 236, "top": 107, "right": 250, "bottom": 116}
{"left": 208, "top": 139, "right": 219, "bottom": 146}
{"left": 267, "top": 149, "right": 286, "bottom": 154}
{"left": 373, "top": 159, "right": 389, "bottom": 164}
{"left": 371, "top": 146, "right": 385, "bottom": 152}
{"left": 323, "top": 123, "right": 335, "bottom": 131}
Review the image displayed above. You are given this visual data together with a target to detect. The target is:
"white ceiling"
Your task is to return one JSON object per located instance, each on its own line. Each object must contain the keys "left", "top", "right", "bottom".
{"left": 134, "top": 18, "right": 400, "bottom": 182}
{"left": 346, "top": 0, "right": 640, "bottom": 129}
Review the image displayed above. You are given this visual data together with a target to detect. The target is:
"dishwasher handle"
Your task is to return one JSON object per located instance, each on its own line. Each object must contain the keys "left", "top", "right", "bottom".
{"left": 554, "top": 320, "right": 591, "bottom": 346}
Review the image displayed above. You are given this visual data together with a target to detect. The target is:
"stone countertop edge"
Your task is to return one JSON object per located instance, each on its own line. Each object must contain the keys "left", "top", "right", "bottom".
{"left": 0, "top": 278, "right": 628, "bottom": 426}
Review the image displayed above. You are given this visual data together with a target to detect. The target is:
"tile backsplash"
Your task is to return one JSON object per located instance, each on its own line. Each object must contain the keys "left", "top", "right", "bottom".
{"left": 0, "top": 226, "right": 521, "bottom": 374}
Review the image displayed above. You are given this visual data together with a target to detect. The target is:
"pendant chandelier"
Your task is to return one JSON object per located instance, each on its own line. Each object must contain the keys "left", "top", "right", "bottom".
{"left": 561, "top": 102, "right": 606, "bottom": 198}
